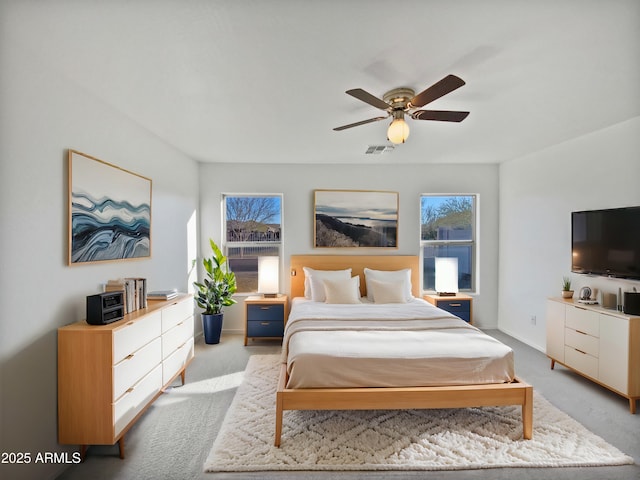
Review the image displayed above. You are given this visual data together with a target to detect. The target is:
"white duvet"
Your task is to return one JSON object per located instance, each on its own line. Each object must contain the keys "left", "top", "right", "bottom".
{"left": 282, "top": 297, "right": 515, "bottom": 389}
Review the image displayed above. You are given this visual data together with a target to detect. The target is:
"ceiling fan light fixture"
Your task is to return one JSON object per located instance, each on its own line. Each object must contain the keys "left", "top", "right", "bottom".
{"left": 334, "top": 75, "right": 468, "bottom": 142}
{"left": 387, "top": 113, "right": 410, "bottom": 144}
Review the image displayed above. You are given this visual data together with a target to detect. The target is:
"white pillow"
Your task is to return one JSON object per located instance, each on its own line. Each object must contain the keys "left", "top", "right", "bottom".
{"left": 364, "top": 268, "right": 413, "bottom": 302}
{"left": 367, "top": 279, "right": 406, "bottom": 304}
{"left": 303, "top": 267, "right": 351, "bottom": 300}
{"left": 323, "top": 277, "right": 361, "bottom": 304}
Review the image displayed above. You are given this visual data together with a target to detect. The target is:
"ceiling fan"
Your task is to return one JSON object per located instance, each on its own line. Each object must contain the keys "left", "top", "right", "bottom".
{"left": 333, "top": 74, "right": 469, "bottom": 144}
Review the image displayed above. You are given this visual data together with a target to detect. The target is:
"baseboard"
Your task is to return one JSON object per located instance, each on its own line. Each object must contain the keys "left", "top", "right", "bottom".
{"left": 497, "top": 327, "right": 546, "bottom": 354}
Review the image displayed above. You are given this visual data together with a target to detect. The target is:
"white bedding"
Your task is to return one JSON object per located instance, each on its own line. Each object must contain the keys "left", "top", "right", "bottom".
{"left": 282, "top": 297, "right": 515, "bottom": 389}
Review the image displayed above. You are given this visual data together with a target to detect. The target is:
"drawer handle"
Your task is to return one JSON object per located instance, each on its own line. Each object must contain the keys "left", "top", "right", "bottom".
{"left": 125, "top": 354, "right": 135, "bottom": 360}
{"left": 449, "top": 303, "right": 462, "bottom": 307}
{"left": 126, "top": 387, "right": 134, "bottom": 393}
{"left": 126, "top": 321, "right": 134, "bottom": 326}
{"left": 575, "top": 329, "right": 587, "bottom": 335}
{"left": 260, "top": 307, "right": 270, "bottom": 310}
{"left": 260, "top": 322, "right": 270, "bottom": 326}
{"left": 575, "top": 348, "right": 586, "bottom": 355}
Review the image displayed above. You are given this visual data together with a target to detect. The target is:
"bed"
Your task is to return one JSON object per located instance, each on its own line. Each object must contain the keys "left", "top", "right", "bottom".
{"left": 275, "top": 255, "right": 533, "bottom": 446}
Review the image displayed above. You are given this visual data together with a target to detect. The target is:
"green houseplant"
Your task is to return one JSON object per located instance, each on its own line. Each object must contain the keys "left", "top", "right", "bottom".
{"left": 194, "top": 239, "right": 237, "bottom": 344}
{"left": 561, "top": 276, "right": 574, "bottom": 299}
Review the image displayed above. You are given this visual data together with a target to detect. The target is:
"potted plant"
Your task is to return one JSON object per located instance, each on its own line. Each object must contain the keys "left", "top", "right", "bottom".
{"left": 561, "top": 276, "right": 574, "bottom": 299}
{"left": 193, "top": 239, "right": 237, "bottom": 344}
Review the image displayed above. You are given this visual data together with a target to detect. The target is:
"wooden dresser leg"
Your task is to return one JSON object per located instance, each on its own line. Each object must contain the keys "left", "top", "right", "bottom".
{"left": 181, "top": 369, "right": 186, "bottom": 385}
{"left": 550, "top": 359, "right": 555, "bottom": 370}
{"left": 118, "top": 437, "right": 125, "bottom": 459}
{"left": 630, "top": 398, "right": 637, "bottom": 414}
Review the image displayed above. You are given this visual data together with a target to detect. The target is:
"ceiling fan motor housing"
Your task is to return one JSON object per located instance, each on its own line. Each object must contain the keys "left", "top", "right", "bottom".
{"left": 383, "top": 88, "right": 415, "bottom": 110}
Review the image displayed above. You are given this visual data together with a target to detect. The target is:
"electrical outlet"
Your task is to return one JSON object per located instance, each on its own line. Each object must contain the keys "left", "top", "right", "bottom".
{"left": 530, "top": 315, "right": 536, "bottom": 325}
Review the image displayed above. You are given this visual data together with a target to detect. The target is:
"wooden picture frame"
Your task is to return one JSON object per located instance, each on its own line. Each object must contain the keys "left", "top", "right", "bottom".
{"left": 68, "top": 150, "right": 152, "bottom": 265}
{"left": 314, "top": 189, "right": 398, "bottom": 248}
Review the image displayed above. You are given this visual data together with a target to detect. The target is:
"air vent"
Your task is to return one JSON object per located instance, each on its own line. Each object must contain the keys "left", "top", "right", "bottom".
{"left": 365, "top": 145, "right": 394, "bottom": 155}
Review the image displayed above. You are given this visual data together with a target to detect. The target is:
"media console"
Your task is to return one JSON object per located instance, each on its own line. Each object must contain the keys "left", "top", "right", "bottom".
{"left": 546, "top": 297, "right": 640, "bottom": 413}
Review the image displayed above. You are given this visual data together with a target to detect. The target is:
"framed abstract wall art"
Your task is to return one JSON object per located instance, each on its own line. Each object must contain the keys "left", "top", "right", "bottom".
{"left": 314, "top": 189, "right": 398, "bottom": 248}
{"left": 68, "top": 150, "right": 152, "bottom": 265}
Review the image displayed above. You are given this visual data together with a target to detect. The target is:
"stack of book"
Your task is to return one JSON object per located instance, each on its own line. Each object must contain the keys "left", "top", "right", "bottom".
{"left": 147, "top": 289, "right": 179, "bottom": 300}
{"left": 105, "top": 278, "right": 147, "bottom": 314}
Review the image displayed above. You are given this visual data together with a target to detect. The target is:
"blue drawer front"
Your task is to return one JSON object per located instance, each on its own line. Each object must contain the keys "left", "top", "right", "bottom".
{"left": 438, "top": 300, "right": 471, "bottom": 323}
{"left": 247, "top": 320, "right": 284, "bottom": 337}
{"left": 247, "top": 304, "right": 284, "bottom": 322}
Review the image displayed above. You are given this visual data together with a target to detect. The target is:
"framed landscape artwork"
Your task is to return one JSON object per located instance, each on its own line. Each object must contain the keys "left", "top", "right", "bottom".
{"left": 68, "top": 150, "right": 152, "bottom": 265}
{"left": 314, "top": 190, "right": 398, "bottom": 248}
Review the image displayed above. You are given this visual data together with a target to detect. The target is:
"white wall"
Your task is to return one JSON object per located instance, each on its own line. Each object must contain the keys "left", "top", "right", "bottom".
{"left": 198, "top": 162, "right": 500, "bottom": 332}
{"left": 0, "top": 32, "right": 199, "bottom": 480}
{"left": 498, "top": 117, "right": 640, "bottom": 351}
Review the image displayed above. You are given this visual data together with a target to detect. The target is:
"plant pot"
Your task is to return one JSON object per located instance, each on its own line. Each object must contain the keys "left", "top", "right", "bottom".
{"left": 561, "top": 290, "right": 574, "bottom": 299}
{"left": 202, "top": 313, "right": 223, "bottom": 344}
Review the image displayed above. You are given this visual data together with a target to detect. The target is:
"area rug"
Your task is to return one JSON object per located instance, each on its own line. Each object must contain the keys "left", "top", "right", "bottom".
{"left": 203, "top": 354, "right": 633, "bottom": 472}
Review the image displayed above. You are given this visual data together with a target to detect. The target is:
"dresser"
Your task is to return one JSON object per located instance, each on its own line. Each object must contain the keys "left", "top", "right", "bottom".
{"left": 424, "top": 293, "right": 473, "bottom": 324}
{"left": 58, "top": 294, "right": 194, "bottom": 458}
{"left": 244, "top": 295, "right": 288, "bottom": 345}
{"left": 546, "top": 297, "right": 640, "bottom": 413}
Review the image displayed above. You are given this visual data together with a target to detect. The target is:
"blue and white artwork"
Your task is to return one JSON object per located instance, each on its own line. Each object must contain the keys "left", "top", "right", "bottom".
{"left": 69, "top": 150, "right": 151, "bottom": 264}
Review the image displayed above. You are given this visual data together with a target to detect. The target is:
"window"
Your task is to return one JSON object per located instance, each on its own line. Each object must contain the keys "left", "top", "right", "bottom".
{"left": 223, "top": 195, "right": 282, "bottom": 293}
{"left": 420, "top": 195, "right": 476, "bottom": 292}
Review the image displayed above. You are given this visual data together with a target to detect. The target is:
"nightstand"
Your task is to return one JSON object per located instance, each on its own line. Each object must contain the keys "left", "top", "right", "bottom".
{"left": 424, "top": 293, "right": 473, "bottom": 324}
{"left": 244, "top": 295, "right": 289, "bottom": 345}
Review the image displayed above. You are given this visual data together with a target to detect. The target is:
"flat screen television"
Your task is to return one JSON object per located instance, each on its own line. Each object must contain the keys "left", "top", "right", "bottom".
{"left": 571, "top": 206, "right": 640, "bottom": 280}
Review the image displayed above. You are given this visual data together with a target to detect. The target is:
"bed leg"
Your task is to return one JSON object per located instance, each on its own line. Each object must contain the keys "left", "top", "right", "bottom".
{"left": 522, "top": 385, "right": 534, "bottom": 440}
{"left": 274, "top": 391, "right": 283, "bottom": 447}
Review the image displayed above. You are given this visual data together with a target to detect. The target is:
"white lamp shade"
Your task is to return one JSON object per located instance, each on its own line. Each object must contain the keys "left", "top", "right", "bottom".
{"left": 435, "top": 257, "right": 459, "bottom": 294}
{"left": 258, "top": 256, "right": 279, "bottom": 295}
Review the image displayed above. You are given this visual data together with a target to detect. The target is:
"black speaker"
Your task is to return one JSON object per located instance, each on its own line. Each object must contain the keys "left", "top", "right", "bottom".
{"left": 86, "top": 291, "right": 125, "bottom": 325}
{"left": 623, "top": 292, "right": 640, "bottom": 316}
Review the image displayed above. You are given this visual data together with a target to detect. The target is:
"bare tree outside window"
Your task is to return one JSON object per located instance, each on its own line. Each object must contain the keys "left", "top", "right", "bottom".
{"left": 224, "top": 195, "right": 282, "bottom": 293}
{"left": 226, "top": 197, "right": 281, "bottom": 243}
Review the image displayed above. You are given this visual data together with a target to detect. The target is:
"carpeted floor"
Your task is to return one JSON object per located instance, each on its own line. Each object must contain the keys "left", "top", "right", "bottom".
{"left": 56, "top": 331, "right": 640, "bottom": 480}
{"left": 204, "top": 354, "right": 632, "bottom": 472}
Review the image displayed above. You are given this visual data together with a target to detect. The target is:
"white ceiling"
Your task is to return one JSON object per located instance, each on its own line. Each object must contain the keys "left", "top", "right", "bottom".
{"left": 6, "top": 0, "right": 640, "bottom": 164}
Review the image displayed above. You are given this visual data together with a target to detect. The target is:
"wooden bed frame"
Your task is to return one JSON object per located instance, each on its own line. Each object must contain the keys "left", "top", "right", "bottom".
{"left": 275, "top": 255, "right": 533, "bottom": 446}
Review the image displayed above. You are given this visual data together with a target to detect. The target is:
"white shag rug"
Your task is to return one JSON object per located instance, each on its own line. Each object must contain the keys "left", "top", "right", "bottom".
{"left": 204, "top": 354, "right": 633, "bottom": 472}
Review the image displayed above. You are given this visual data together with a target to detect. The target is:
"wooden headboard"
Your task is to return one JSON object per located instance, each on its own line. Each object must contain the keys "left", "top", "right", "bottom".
{"left": 289, "top": 255, "right": 420, "bottom": 299}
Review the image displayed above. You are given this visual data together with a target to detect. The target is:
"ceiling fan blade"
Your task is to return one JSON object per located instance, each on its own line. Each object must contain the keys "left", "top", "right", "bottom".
{"left": 345, "top": 88, "right": 390, "bottom": 110}
{"left": 411, "top": 110, "right": 470, "bottom": 122}
{"left": 333, "top": 116, "right": 388, "bottom": 131}
{"left": 409, "top": 75, "right": 466, "bottom": 108}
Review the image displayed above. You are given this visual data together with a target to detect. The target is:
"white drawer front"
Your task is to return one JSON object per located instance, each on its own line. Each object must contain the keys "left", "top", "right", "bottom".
{"left": 162, "top": 317, "right": 193, "bottom": 359}
{"left": 163, "top": 337, "right": 194, "bottom": 385}
{"left": 161, "top": 299, "right": 193, "bottom": 332}
{"left": 113, "top": 337, "right": 162, "bottom": 401}
{"left": 113, "top": 312, "right": 162, "bottom": 364}
{"left": 565, "top": 307, "right": 599, "bottom": 337}
{"left": 114, "top": 364, "right": 162, "bottom": 438}
{"left": 565, "top": 346, "right": 598, "bottom": 379}
{"left": 564, "top": 328, "right": 599, "bottom": 358}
